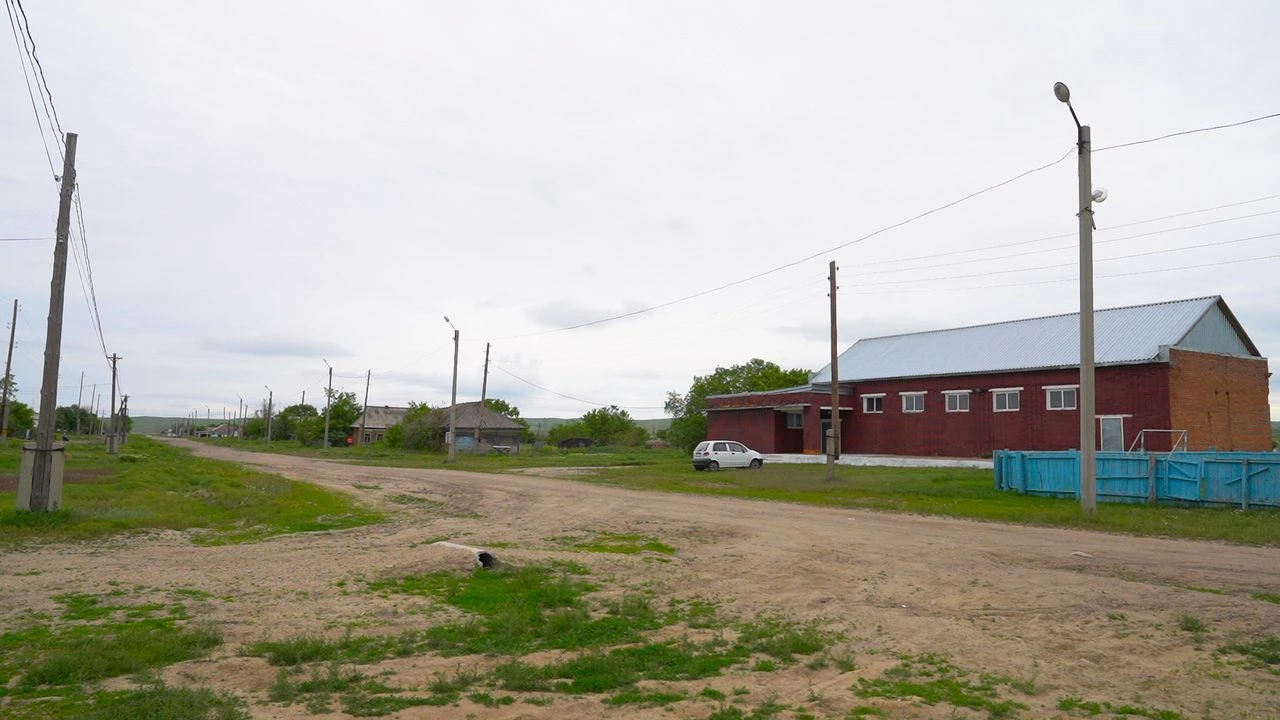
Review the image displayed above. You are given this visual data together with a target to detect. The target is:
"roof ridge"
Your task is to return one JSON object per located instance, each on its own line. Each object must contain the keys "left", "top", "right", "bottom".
{"left": 854, "top": 295, "right": 1220, "bottom": 343}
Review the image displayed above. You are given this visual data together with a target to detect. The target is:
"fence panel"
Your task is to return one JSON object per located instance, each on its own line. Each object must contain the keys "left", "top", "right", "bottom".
{"left": 992, "top": 450, "right": 1280, "bottom": 508}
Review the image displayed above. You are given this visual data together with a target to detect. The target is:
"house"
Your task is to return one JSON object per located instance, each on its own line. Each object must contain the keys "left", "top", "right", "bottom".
{"left": 707, "top": 296, "right": 1271, "bottom": 457}
{"left": 351, "top": 402, "right": 526, "bottom": 451}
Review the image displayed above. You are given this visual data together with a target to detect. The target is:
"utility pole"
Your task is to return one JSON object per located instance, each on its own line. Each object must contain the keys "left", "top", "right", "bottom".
{"left": 0, "top": 298, "right": 16, "bottom": 439}
{"left": 1054, "top": 82, "right": 1103, "bottom": 515}
{"left": 444, "top": 317, "right": 459, "bottom": 462}
{"left": 75, "top": 371, "right": 84, "bottom": 434}
{"left": 24, "top": 132, "right": 77, "bottom": 512}
{"left": 119, "top": 395, "right": 128, "bottom": 445}
{"left": 264, "top": 386, "right": 273, "bottom": 447}
{"left": 826, "top": 260, "right": 840, "bottom": 482}
{"left": 107, "top": 353, "right": 121, "bottom": 454}
{"left": 300, "top": 390, "right": 305, "bottom": 407}
{"left": 474, "top": 342, "right": 490, "bottom": 451}
{"left": 322, "top": 359, "right": 333, "bottom": 449}
{"left": 237, "top": 395, "right": 243, "bottom": 438}
{"left": 89, "top": 387, "right": 97, "bottom": 434}
{"left": 357, "top": 370, "right": 370, "bottom": 446}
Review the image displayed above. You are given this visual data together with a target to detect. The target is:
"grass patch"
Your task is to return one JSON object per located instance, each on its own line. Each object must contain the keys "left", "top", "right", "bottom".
{"left": 1253, "top": 591, "right": 1280, "bottom": 604}
{"left": 853, "top": 653, "right": 1028, "bottom": 719}
{"left": 1218, "top": 635, "right": 1280, "bottom": 670}
{"left": 550, "top": 530, "right": 677, "bottom": 555}
{"left": 0, "top": 436, "right": 383, "bottom": 546}
{"left": 1176, "top": 614, "right": 1209, "bottom": 633}
{"left": 1058, "top": 695, "right": 1185, "bottom": 719}
{"left": 77, "top": 680, "right": 249, "bottom": 720}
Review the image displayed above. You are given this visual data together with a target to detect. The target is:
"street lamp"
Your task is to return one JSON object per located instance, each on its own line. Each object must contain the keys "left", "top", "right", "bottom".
{"left": 1054, "top": 81, "right": 1107, "bottom": 515}
{"left": 264, "top": 385, "right": 273, "bottom": 448}
{"left": 444, "top": 316, "right": 459, "bottom": 463}
{"left": 322, "top": 359, "right": 333, "bottom": 450}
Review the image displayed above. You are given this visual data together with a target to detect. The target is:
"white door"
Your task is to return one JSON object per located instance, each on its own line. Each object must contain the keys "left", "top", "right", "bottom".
{"left": 724, "top": 441, "right": 750, "bottom": 468}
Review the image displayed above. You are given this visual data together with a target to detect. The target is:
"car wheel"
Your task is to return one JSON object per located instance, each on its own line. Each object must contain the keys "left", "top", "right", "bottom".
{"left": 749, "top": 459, "right": 762, "bottom": 469}
{"left": 708, "top": 461, "right": 719, "bottom": 472}
{"left": 693, "top": 465, "right": 705, "bottom": 472}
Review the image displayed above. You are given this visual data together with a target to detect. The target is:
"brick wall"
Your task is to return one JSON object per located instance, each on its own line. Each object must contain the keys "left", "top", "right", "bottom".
{"left": 1168, "top": 348, "right": 1272, "bottom": 451}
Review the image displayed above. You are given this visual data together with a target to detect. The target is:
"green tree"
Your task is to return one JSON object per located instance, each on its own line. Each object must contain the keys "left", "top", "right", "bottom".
{"left": 275, "top": 403, "right": 318, "bottom": 441}
{"left": 546, "top": 420, "right": 589, "bottom": 446}
{"left": 580, "top": 405, "right": 648, "bottom": 446}
{"left": 664, "top": 358, "right": 811, "bottom": 452}
{"left": 1, "top": 371, "right": 15, "bottom": 401}
{"left": 7, "top": 400, "right": 35, "bottom": 436}
{"left": 484, "top": 397, "right": 535, "bottom": 443}
{"left": 55, "top": 405, "right": 95, "bottom": 433}
{"left": 385, "top": 402, "right": 446, "bottom": 451}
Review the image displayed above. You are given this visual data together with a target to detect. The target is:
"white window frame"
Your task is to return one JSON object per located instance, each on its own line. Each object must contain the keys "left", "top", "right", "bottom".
{"left": 991, "top": 387, "right": 1022, "bottom": 413}
{"left": 1044, "top": 384, "right": 1079, "bottom": 411}
{"left": 943, "top": 390, "right": 971, "bottom": 413}
{"left": 862, "top": 394, "right": 885, "bottom": 414}
{"left": 785, "top": 411, "right": 803, "bottom": 429}
{"left": 900, "top": 391, "right": 926, "bottom": 413}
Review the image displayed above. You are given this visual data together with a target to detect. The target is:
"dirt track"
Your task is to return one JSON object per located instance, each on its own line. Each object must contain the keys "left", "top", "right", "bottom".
{"left": 3, "top": 440, "right": 1278, "bottom": 718}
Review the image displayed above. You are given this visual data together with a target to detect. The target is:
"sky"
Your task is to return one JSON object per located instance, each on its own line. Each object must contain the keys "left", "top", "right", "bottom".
{"left": 2, "top": 1, "right": 1279, "bottom": 425}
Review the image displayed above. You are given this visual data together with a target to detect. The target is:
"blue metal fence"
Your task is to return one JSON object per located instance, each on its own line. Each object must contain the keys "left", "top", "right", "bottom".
{"left": 993, "top": 450, "right": 1280, "bottom": 508}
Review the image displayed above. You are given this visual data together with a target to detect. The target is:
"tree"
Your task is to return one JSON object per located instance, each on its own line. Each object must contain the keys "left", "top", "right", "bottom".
{"left": 484, "top": 397, "right": 535, "bottom": 443}
{"left": 385, "top": 402, "right": 446, "bottom": 451}
{"left": 7, "top": 400, "right": 34, "bottom": 436}
{"left": 276, "top": 403, "right": 318, "bottom": 441}
{"left": 664, "top": 358, "right": 811, "bottom": 451}
{"left": 548, "top": 405, "right": 648, "bottom": 447}
{"left": 55, "top": 405, "right": 95, "bottom": 433}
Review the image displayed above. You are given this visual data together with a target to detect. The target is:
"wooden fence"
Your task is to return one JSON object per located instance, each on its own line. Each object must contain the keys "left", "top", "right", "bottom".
{"left": 993, "top": 450, "right": 1280, "bottom": 508}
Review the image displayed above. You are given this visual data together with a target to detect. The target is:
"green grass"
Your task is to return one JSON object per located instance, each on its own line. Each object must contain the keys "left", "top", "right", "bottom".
{"left": 1057, "top": 695, "right": 1185, "bottom": 719}
{"left": 1218, "top": 635, "right": 1280, "bottom": 670}
{"left": 74, "top": 681, "right": 249, "bottom": 720}
{"left": 852, "top": 653, "right": 1028, "bottom": 719}
{"left": 1176, "top": 614, "right": 1209, "bottom": 633}
{"left": 0, "top": 436, "right": 383, "bottom": 545}
{"left": 1253, "top": 591, "right": 1280, "bottom": 604}
{"left": 549, "top": 530, "right": 677, "bottom": 555}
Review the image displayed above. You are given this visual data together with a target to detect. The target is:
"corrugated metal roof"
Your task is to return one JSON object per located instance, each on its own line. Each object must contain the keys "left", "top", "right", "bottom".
{"left": 811, "top": 296, "right": 1253, "bottom": 383}
{"left": 353, "top": 402, "right": 525, "bottom": 431}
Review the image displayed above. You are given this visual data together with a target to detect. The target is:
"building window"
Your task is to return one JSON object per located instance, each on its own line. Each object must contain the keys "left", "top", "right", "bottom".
{"left": 944, "top": 391, "right": 970, "bottom": 413}
{"left": 901, "top": 392, "right": 925, "bottom": 413}
{"left": 1046, "top": 386, "right": 1078, "bottom": 411}
{"left": 362, "top": 432, "right": 371, "bottom": 443}
{"left": 785, "top": 412, "right": 803, "bottom": 429}
{"left": 992, "top": 388, "right": 1021, "bottom": 412}
{"left": 862, "top": 395, "right": 884, "bottom": 413}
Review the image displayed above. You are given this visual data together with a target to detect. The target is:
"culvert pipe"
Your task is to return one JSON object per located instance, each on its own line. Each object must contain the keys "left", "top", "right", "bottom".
{"left": 432, "top": 541, "right": 497, "bottom": 568}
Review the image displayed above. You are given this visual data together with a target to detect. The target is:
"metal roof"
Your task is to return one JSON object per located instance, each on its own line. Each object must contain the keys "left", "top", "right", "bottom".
{"left": 352, "top": 402, "right": 525, "bottom": 431}
{"left": 810, "top": 296, "right": 1258, "bottom": 383}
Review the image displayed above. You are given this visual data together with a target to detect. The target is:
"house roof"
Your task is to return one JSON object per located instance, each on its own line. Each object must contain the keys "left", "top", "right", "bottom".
{"left": 353, "top": 402, "right": 525, "bottom": 432}
{"left": 810, "top": 295, "right": 1260, "bottom": 383}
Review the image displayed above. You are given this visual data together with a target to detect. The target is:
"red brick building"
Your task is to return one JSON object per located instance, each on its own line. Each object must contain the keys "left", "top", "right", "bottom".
{"left": 706, "top": 296, "right": 1271, "bottom": 457}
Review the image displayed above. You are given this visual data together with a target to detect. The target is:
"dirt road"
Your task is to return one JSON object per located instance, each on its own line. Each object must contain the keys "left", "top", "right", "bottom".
{"left": 4, "top": 441, "right": 1278, "bottom": 718}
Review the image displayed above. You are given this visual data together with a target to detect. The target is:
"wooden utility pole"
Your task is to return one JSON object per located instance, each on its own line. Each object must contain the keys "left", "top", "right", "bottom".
{"left": 322, "top": 360, "right": 333, "bottom": 449}
{"left": 473, "top": 342, "right": 490, "bottom": 451}
{"left": 264, "top": 386, "right": 273, "bottom": 447}
{"left": 25, "top": 132, "right": 77, "bottom": 512}
{"left": 106, "top": 353, "right": 121, "bottom": 453}
{"left": 826, "top": 260, "right": 840, "bottom": 482}
{"left": 0, "top": 299, "right": 16, "bottom": 439}
{"left": 75, "top": 371, "right": 84, "bottom": 434}
{"left": 89, "top": 385, "right": 97, "bottom": 434}
{"left": 355, "top": 370, "right": 371, "bottom": 446}
{"left": 119, "top": 394, "right": 128, "bottom": 445}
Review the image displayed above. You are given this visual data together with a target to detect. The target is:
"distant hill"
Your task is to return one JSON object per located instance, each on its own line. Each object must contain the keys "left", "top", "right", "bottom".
{"left": 524, "top": 417, "right": 670, "bottom": 437}
{"left": 131, "top": 416, "right": 223, "bottom": 435}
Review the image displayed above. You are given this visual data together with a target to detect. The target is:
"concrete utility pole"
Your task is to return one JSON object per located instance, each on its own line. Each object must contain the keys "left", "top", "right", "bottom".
{"left": 474, "top": 342, "right": 490, "bottom": 451}
{"left": 89, "top": 386, "right": 97, "bottom": 434}
{"left": 107, "top": 353, "right": 121, "bottom": 454}
{"left": 0, "top": 299, "right": 16, "bottom": 439}
{"left": 1054, "top": 81, "right": 1106, "bottom": 515}
{"left": 119, "top": 395, "right": 128, "bottom": 445}
{"left": 444, "top": 316, "right": 459, "bottom": 462}
{"left": 355, "top": 370, "right": 371, "bottom": 446}
{"left": 322, "top": 359, "right": 333, "bottom": 449}
{"left": 264, "top": 386, "right": 273, "bottom": 447}
{"left": 75, "top": 371, "right": 84, "bottom": 434}
{"left": 826, "top": 260, "right": 841, "bottom": 482}
{"left": 237, "top": 395, "right": 243, "bottom": 438}
{"left": 24, "top": 132, "right": 77, "bottom": 512}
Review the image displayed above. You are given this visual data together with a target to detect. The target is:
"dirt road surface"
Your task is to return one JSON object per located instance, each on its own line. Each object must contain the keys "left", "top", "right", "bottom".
{"left": 3, "top": 440, "right": 1278, "bottom": 719}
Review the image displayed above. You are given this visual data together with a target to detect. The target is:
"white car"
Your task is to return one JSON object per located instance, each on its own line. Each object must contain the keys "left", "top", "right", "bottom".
{"left": 692, "top": 440, "right": 764, "bottom": 471}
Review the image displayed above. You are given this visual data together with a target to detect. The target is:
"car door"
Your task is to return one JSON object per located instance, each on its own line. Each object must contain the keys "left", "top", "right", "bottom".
{"left": 725, "top": 442, "right": 750, "bottom": 468}
{"left": 710, "top": 441, "right": 731, "bottom": 467}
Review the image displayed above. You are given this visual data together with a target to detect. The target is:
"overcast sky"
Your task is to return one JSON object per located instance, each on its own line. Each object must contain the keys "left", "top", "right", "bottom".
{"left": 3, "top": 1, "right": 1279, "bottom": 424}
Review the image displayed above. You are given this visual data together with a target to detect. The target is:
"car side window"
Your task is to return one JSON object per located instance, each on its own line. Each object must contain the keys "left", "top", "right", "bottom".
{"left": 728, "top": 442, "right": 746, "bottom": 452}
{"left": 713, "top": 442, "right": 729, "bottom": 452}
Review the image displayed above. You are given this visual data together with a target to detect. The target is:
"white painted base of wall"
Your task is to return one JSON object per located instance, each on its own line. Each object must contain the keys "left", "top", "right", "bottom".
{"left": 763, "top": 453, "right": 992, "bottom": 470}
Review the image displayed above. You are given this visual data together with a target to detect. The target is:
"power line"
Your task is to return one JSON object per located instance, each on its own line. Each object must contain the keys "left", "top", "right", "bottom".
{"left": 11, "top": 0, "right": 63, "bottom": 145}
{"left": 3, "top": 0, "right": 56, "bottom": 178}
{"left": 1096, "top": 111, "right": 1280, "bottom": 152}
{"left": 0, "top": 236, "right": 52, "bottom": 242}
{"left": 489, "top": 146, "right": 1078, "bottom": 340}
{"left": 493, "top": 365, "right": 664, "bottom": 410}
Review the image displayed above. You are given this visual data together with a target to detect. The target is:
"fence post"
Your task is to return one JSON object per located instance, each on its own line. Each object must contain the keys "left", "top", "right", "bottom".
{"left": 1241, "top": 459, "right": 1250, "bottom": 511}
{"left": 1147, "top": 453, "right": 1157, "bottom": 505}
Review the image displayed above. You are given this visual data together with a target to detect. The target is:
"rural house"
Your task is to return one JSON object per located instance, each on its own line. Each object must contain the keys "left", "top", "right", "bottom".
{"left": 351, "top": 401, "right": 526, "bottom": 451}
{"left": 707, "top": 296, "right": 1271, "bottom": 457}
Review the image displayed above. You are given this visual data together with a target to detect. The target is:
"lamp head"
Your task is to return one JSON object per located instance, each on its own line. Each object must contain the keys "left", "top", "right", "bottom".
{"left": 1091, "top": 188, "right": 1108, "bottom": 203}
{"left": 1053, "top": 82, "right": 1071, "bottom": 104}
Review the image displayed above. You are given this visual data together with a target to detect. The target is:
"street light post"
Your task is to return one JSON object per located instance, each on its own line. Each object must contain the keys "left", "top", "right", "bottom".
{"left": 1054, "top": 81, "right": 1106, "bottom": 515}
{"left": 264, "top": 385, "right": 273, "bottom": 448}
{"left": 322, "top": 359, "right": 333, "bottom": 450}
{"left": 444, "top": 316, "right": 459, "bottom": 463}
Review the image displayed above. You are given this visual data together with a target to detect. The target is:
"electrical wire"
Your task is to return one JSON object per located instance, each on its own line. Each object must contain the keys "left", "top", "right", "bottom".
{"left": 493, "top": 365, "right": 665, "bottom": 410}
{"left": 0, "top": 236, "right": 52, "bottom": 242}
{"left": 3, "top": 0, "right": 56, "bottom": 178}
{"left": 1095, "top": 112, "right": 1280, "bottom": 152}
{"left": 11, "top": 0, "right": 63, "bottom": 148}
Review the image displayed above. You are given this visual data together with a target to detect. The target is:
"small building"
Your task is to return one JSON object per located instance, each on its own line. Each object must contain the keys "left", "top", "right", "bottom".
{"left": 707, "top": 296, "right": 1271, "bottom": 457}
{"left": 351, "top": 402, "right": 526, "bottom": 451}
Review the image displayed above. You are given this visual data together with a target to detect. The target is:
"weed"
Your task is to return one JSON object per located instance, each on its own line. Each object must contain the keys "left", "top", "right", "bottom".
{"left": 1252, "top": 591, "right": 1280, "bottom": 604}
{"left": 701, "top": 686, "right": 727, "bottom": 701}
{"left": 467, "top": 691, "right": 516, "bottom": 707}
{"left": 853, "top": 653, "right": 1026, "bottom": 719}
{"left": 1218, "top": 635, "right": 1280, "bottom": 670}
{"left": 602, "top": 687, "right": 687, "bottom": 705}
{"left": 77, "top": 680, "right": 249, "bottom": 720}
{"left": 1057, "top": 695, "right": 1185, "bottom": 719}
{"left": 1107, "top": 612, "right": 1128, "bottom": 621}
{"left": 551, "top": 530, "right": 677, "bottom": 555}
{"left": 847, "top": 706, "right": 888, "bottom": 717}
{"left": 1177, "top": 614, "right": 1209, "bottom": 633}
